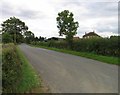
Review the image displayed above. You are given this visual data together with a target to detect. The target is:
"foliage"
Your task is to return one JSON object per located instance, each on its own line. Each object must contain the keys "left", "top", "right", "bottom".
{"left": 39, "top": 36, "right": 45, "bottom": 42}
{"left": 30, "top": 44, "right": 119, "bottom": 65}
{"left": 2, "top": 43, "right": 22, "bottom": 92}
{"left": 56, "top": 10, "right": 79, "bottom": 49}
{"left": 31, "top": 36, "right": 120, "bottom": 57}
{"left": 31, "top": 41, "right": 68, "bottom": 49}
{"left": 16, "top": 47, "right": 41, "bottom": 93}
{"left": 72, "top": 37, "right": 120, "bottom": 57}
{"left": 1, "top": 17, "right": 46, "bottom": 44}
{"left": 1, "top": 17, "right": 28, "bottom": 43}
{"left": 34, "top": 37, "right": 39, "bottom": 42}
{"left": 2, "top": 32, "right": 13, "bottom": 43}
{"left": 24, "top": 31, "right": 35, "bottom": 43}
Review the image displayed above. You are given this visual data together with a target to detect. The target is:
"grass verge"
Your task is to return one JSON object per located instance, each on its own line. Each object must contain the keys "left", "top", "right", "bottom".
{"left": 0, "top": 44, "right": 2, "bottom": 94}
{"left": 30, "top": 44, "right": 119, "bottom": 65}
{"left": 16, "top": 46, "right": 41, "bottom": 93}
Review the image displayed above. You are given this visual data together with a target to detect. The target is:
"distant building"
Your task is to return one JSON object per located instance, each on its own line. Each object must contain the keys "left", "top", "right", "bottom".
{"left": 58, "top": 38, "right": 65, "bottom": 41}
{"left": 47, "top": 37, "right": 58, "bottom": 41}
{"left": 73, "top": 37, "right": 80, "bottom": 40}
{"left": 83, "top": 31, "right": 101, "bottom": 39}
{"left": 47, "top": 37, "right": 65, "bottom": 41}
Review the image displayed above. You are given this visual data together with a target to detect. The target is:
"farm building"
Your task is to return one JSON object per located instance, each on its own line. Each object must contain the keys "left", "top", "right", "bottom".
{"left": 83, "top": 31, "right": 101, "bottom": 39}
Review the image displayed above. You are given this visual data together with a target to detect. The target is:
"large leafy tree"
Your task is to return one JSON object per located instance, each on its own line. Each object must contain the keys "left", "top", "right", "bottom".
{"left": 56, "top": 10, "right": 79, "bottom": 49}
{"left": 24, "top": 31, "right": 34, "bottom": 43}
{"left": 39, "top": 36, "right": 45, "bottom": 42}
{"left": 1, "top": 17, "right": 28, "bottom": 43}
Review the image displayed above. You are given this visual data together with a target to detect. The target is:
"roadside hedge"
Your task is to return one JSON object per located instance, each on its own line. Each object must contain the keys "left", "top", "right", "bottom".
{"left": 31, "top": 36, "right": 120, "bottom": 57}
{"left": 72, "top": 37, "right": 120, "bottom": 57}
{"left": 2, "top": 43, "right": 22, "bottom": 92}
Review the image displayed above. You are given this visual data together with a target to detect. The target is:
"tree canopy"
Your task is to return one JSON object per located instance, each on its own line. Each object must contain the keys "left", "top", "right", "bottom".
{"left": 1, "top": 17, "right": 28, "bottom": 43}
{"left": 56, "top": 10, "right": 79, "bottom": 49}
{"left": 24, "top": 31, "right": 34, "bottom": 43}
{"left": 2, "top": 32, "right": 13, "bottom": 43}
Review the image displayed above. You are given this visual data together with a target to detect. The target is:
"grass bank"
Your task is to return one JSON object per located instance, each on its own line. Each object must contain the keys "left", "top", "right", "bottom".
{"left": 0, "top": 43, "right": 2, "bottom": 59}
{"left": 30, "top": 44, "right": 119, "bottom": 65}
{"left": 16, "top": 46, "right": 41, "bottom": 93}
{"left": 0, "top": 44, "right": 2, "bottom": 94}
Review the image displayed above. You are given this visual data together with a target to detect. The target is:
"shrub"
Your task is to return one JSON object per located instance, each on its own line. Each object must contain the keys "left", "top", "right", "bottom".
{"left": 2, "top": 33, "right": 13, "bottom": 43}
{"left": 2, "top": 43, "right": 22, "bottom": 92}
{"left": 31, "top": 36, "right": 120, "bottom": 57}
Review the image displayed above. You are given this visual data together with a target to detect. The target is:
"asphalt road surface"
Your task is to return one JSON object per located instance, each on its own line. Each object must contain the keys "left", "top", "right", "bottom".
{"left": 19, "top": 44, "right": 118, "bottom": 93}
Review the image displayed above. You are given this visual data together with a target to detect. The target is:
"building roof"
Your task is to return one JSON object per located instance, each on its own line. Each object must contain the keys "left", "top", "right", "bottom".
{"left": 83, "top": 32, "right": 100, "bottom": 38}
{"left": 73, "top": 37, "right": 80, "bottom": 40}
{"left": 47, "top": 37, "right": 58, "bottom": 40}
{"left": 47, "top": 37, "right": 65, "bottom": 41}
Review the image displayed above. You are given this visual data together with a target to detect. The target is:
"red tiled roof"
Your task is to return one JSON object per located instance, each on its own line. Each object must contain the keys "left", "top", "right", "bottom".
{"left": 73, "top": 37, "right": 80, "bottom": 40}
{"left": 83, "top": 32, "right": 100, "bottom": 37}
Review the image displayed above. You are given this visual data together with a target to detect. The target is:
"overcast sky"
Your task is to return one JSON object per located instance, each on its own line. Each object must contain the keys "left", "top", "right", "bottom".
{"left": 0, "top": 0, "right": 119, "bottom": 38}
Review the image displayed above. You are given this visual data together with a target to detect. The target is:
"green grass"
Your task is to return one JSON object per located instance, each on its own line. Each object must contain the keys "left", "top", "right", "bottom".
{"left": 0, "top": 44, "right": 1, "bottom": 94}
{"left": 16, "top": 46, "right": 41, "bottom": 93}
{"left": 30, "top": 44, "right": 119, "bottom": 65}
{"left": 0, "top": 44, "right": 2, "bottom": 60}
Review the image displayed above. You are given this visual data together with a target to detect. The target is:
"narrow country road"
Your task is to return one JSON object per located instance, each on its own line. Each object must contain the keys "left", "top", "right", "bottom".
{"left": 19, "top": 44, "right": 118, "bottom": 93}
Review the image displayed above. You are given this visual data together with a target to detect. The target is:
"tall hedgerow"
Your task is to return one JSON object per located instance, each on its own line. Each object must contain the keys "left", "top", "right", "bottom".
{"left": 31, "top": 36, "right": 120, "bottom": 57}
{"left": 2, "top": 43, "right": 22, "bottom": 92}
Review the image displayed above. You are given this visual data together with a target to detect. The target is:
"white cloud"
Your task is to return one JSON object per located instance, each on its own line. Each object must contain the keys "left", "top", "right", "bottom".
{"left": 1, "top": 0, "right": 118, "bottom": 38}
